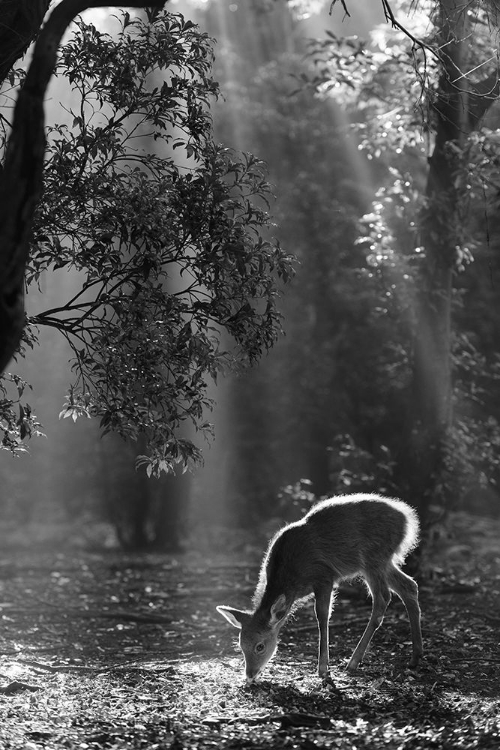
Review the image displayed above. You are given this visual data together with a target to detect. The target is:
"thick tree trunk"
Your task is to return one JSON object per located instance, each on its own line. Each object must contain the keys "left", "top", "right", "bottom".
{"left": 398, "top": 0, "right": 466, "bottom": 520}
{"left": 151, "top": 470, "right": 190, "bottom": 551}
{"left": 0, "top": 1, "right": 50, "bottom": 87}
{"left": 101, "top": 435, "right": 188, "bottom": 551}
{"left": 400, "top": 0, "right": 499, "bottom": 523}
{"left": 0, "top": 0, "right": 166, "bottom": 374}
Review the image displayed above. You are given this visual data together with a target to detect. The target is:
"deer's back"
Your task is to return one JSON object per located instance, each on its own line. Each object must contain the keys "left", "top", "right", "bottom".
{"left": 261, "top": 494, "right": 418, "bottom": 601}
{"left": 306, "top": 494, "right": 415, "bottom": 567}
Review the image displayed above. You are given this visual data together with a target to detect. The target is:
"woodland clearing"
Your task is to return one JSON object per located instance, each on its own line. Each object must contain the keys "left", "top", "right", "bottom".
{"left": 0, "top": 512, "right": 499, "bottom": 749}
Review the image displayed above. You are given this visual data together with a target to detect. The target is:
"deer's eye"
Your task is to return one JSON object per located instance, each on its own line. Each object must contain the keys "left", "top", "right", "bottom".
{"left": 255, "top": 642, "right": 265, "bottom": 654}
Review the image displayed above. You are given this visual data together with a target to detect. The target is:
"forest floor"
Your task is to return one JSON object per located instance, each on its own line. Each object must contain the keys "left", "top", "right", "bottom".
{"left": 0, "top": 511, "right": 499, "bottom": 750}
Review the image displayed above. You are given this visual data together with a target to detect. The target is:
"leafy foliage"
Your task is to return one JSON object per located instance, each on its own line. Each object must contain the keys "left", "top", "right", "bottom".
{"left": 275, "top": 478, "right": 317, "bottom": 520}
{"left": 0, "top": 372, "right": 43, "bottom": 452}
{"left": 445, "top": 334, "right": 500, "bottom": 499}
{"left": 301, "top": 0, "right": 500, "bottom": 509}
{"left": 0, "top": 10, "right": 293, "bottom": 472}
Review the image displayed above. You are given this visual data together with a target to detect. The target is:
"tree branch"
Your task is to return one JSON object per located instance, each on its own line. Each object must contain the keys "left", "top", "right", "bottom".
{"left": 0, "top": 0, "right": 167, "bottom": 374}
{"left": 0, "top": 0, "right": 50, "bottom": 87}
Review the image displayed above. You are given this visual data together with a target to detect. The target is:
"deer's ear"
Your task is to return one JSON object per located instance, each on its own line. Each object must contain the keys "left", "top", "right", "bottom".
{"left": 216, "top": 605, "right": 251, "bottom": 629}
{"left": 269, "top": 594, "right": 288, "bottom": 626}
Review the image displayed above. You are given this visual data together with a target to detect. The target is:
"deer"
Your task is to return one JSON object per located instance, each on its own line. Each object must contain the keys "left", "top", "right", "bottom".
{"left": 217, "top": 493, "right": 423, "bottom": 683}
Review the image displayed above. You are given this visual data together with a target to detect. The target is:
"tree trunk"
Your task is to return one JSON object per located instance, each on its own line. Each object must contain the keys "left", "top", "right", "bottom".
{"left": 101, "top": 434, "right": 188, "bottom": 551}
{"left": 400, "top": 0, "right": 499, "bottom": 524}
{"left": 150, "top": 469, "right": 190, "bottom": 551}
{"left": 0, "top": 0, "right": 166, "bottom": 374}
{"left": 0, "top": 1, "right": 50, "bottom": 87}
{"left": 397, "top": 0, "right": 466, "bottom": 521}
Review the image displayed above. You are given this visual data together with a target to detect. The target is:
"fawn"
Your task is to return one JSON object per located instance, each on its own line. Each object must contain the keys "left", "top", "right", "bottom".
{"left": 217, "top": 493, "right": 423, "bottom": 683}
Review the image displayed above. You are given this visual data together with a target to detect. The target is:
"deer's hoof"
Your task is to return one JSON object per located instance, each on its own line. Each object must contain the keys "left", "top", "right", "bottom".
{"left": 409, "top": 653, "right": 422, "bottom": 669}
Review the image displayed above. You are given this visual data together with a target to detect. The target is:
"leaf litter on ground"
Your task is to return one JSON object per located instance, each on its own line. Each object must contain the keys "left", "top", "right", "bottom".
{"left": 0, "top": 511, "right": 499, "bottom": 749}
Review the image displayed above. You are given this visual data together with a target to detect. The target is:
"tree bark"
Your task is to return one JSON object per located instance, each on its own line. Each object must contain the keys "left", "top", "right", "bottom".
{"left": 0, "top": 0, "right": 167, "bottom": 374}
{"left": 0, "top": 1, "right": 50, "bottom": 87}
{"left": 400, "top": 0, "right": 499, "bottom": 522}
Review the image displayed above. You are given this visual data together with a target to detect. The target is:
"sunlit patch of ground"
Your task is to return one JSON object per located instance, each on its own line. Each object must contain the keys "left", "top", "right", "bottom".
{"left": 0, "top": 512, "right": 499, "bottom": 748}
{"left": 2, "top": 652, "right": 496, "bottom": 749}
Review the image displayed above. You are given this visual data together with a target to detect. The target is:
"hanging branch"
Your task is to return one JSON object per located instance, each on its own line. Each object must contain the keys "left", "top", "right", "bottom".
{"left": 0, "top": 1, "right": 51, "bottom": 86}
{"left": 379, "top": 0, "right": 438, "bottom": 57}
{"left": 0, "top": 0, "right": 167, "bottom": 374}
{"left": 330, "top": 0, "right": 499, "bottom": 116}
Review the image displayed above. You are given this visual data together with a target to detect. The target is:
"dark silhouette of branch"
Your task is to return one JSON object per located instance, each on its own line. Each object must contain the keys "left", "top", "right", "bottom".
{"left": 0, "top": 0, "right": 167, "bottom": 374}
{"left": 0, "top": 1, "right": 51, "bottom": 87}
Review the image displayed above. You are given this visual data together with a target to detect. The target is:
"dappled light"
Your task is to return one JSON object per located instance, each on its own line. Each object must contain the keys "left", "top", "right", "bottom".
{"left": 0, "top": 513, "right": 499, "bottom": 747}
{"left": 1, "top": 0, "right": 500, "bottom": 747}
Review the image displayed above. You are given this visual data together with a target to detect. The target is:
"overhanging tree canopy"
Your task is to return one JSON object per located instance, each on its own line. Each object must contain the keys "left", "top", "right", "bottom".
{"left": 0, "top": 1, "right": 293, "bottom": 471}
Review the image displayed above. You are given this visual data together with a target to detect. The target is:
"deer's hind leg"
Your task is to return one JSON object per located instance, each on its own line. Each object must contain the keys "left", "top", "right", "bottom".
{"left": 387, "top": 564, "right": 423, "bottom": 668}
{"left": 314, "top": 581, "right": 334, "bottom": 677}
{"left": 347, "top": 572, "right": 391, "bottom": 673}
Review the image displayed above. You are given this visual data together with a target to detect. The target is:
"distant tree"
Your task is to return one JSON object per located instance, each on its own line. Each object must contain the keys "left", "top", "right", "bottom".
{"left": 203, "top": 0, "right": 372, "bottom": 513}
{"left": 0, "top": 7, "right": 293, "bottom": 482}
{"left": 308, "top": 0, "right": 500, "bottom": 525}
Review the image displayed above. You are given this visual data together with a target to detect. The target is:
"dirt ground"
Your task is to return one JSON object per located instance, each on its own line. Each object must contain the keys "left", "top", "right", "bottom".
{"left": 0, "top": 511, "right": 499, "bottom": 749}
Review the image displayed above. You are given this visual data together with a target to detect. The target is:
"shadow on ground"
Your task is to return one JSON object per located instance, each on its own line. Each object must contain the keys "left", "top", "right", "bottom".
{"left": 0, "top": 512, "right": 499, "bottom": 749}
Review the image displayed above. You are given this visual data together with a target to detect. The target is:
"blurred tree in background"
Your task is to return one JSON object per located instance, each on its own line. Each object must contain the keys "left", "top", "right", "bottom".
{"left": 298, "top": 0, "right": 500, "bottom": 528}
{"left": 195, "top": 0, "right": 500, "bottom": 530}
{"left": 189, "top": 0, "right": 398, "bottom": 523}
